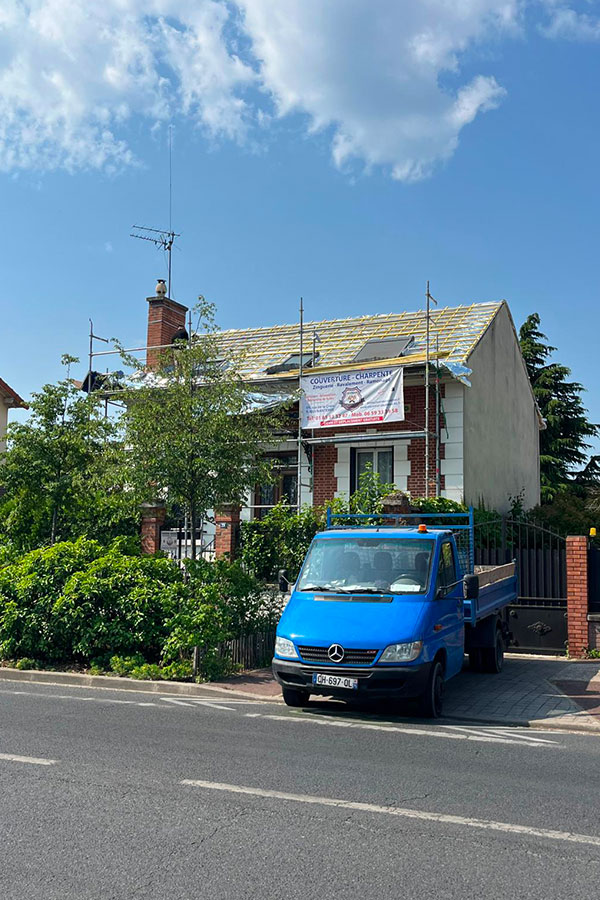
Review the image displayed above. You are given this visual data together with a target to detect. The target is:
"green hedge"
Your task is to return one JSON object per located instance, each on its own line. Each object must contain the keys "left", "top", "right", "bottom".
{"left": 0, "top": 539, "right": 277, "bottom": 678}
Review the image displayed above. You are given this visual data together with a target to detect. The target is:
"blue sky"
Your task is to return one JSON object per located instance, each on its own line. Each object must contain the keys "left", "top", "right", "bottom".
{"left": 2, "top": 1, "right": 599, "bottom": 447}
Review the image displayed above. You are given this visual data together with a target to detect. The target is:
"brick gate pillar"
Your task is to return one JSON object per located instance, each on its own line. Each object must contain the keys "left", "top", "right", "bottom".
{"left": 215, "top": 506, "right": 241, "bottom": 559}
{"left": 566, "top": 535, "right": 589, "bottom": 658}
{"left": 140, "top": 502, "right": 166, "bottom": 555}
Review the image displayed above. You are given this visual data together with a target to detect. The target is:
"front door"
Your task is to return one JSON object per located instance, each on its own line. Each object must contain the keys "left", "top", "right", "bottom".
{"left": 434, "top": 541, "right": 464, "bottom": 678}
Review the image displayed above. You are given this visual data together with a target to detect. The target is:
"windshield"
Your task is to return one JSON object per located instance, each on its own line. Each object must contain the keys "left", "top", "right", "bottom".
{"left": 296, "top": 537, "right": 434, "bottom": 595}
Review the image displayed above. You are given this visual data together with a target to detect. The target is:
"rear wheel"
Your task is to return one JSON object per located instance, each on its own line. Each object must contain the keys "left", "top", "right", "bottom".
{"left": 481, "top": 629, "right": 504, "bottom": 674}
{"left": 418, "top": 660, "right": 445, "bottom": 718}
{"left": 282, "top": 687, "right": 310, "bottom": 707}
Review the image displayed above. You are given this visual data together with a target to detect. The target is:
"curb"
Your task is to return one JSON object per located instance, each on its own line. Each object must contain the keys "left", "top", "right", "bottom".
{"left": 0, "top": 667, "right": 276, "bottom": 700}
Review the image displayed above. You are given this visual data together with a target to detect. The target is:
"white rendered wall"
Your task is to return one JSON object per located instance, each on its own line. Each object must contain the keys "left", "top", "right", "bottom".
{"left": 0, "top": 403, "right": 8, "bottom": 454}
{"left": 463, "top": 303, "right": 540, "bottom": 512}
{"left": 440, "top": 381, "right": 465, "bottom": 504}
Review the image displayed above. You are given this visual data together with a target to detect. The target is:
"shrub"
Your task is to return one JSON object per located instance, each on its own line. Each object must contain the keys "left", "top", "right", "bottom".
{"left": 0, "top": 541, "right": 282, "bottom": 679}
{"left": 129, "top": 663, "right": 163, "bottom": 680}
{"left": 15, "top": 657, "right": 37, "bottom": 670}
{"left": 0, "top": 538, "right": 107, "bottom": 661}
{"left": 55, "top": 547, "right": 184, "bottom": 662}
{"left": 109, "top": 654, "right": 145, "bottom": 676}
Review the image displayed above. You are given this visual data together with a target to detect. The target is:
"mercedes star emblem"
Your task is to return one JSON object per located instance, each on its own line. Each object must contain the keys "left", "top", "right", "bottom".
{"left": 328, "top": 644, "right": 345, "bottom": 663}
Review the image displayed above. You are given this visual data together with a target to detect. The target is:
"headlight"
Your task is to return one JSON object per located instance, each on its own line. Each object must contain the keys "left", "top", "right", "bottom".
{"left": 275, "top": 636, "right": 299, "bottom": 659}
{"left": 379, "top": 641, "right": 423, "bottom": 663}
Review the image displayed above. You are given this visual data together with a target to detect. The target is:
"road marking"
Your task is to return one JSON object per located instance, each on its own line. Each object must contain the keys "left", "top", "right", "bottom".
{"left": 0, "top": 752, "right": 56, "bottom": 766}
{"left": 188, "top": 700, "right": 237, "bottom": 711}
{"left": 443, "top": 725, "right": 556, "bottom": 745}
{"left": 160, "top": 697, "right": 198, "bottom": 708}
{"left": 243, "top": 712, "right": 559, "bottom": 746}
{"left": 181, "top": 779, "right": 600, "bottom": 848}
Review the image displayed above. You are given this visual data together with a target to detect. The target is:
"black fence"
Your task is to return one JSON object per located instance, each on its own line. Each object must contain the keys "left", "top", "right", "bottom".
{"left": 218, "top": 630, "right": 276, "bottom": 670}
{"left": 474, "top": 518, "right": 566, "bottom": 604}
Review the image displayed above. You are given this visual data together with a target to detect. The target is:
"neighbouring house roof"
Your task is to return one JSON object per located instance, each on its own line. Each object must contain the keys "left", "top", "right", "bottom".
{"left": 0, "top": 377, "right": 27, "bottom": 409}
{"left": 212, "top": 301, "right": 503, "bottom": 382}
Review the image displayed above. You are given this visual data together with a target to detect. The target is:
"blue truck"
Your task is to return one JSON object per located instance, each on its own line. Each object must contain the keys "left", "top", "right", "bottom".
{"left": 272, "top": 510, "right": 517, "bottom": 717}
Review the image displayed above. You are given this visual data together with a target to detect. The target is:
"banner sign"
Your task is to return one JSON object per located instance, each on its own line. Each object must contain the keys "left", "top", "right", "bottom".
{"left": 301, "top": 366, "right": 404, "bottom": 430}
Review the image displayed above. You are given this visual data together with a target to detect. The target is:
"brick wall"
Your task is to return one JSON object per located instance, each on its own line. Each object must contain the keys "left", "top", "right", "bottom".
{"left": 140, "top": 503, "right": 166, "bottom": 555}
{"left": 146, "top": 295, "right": 188, "bottom": 368}
{"left": 566, "top": 535, "right": 589, "bottom": 658}
{"left": 310, "top": 383, "right": 445, "bottom": 505}
{"left": 313, "top": 444, "right": 338, "bottom": 506}
{"left": 215, "top": 507, "right": 241, "bottom": 559}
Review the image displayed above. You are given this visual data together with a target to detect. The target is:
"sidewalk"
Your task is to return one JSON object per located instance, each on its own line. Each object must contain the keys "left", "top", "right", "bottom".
{"left": 207, "top": 655, "right": 600, "bottom": 732}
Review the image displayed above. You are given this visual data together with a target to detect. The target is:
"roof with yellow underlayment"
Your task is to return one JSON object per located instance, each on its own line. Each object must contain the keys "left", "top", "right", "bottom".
{"left": 215, "top": 301, "right": 504, "bottom": 381}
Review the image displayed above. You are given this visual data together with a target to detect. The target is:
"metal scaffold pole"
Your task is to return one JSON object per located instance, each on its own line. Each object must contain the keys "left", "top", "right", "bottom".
{"left": 297, "top": 297, "right": 304, "bottom": 512}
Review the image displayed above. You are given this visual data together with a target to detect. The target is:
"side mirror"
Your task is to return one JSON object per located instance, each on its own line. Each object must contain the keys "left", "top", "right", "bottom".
{"left": 278, "top": 569, "right": 290, "bottom": 593}
{"left": 463, "top": 574, "right": 479, "bottom": 601}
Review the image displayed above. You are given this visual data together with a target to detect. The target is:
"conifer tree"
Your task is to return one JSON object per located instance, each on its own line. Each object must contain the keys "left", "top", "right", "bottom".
{"left": 519, "top": 313, "right": 598, "bottom": 501}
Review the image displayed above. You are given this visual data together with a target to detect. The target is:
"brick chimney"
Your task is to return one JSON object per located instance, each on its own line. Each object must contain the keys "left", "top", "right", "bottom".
{"left": 146, "top": 280, "right": 188, "bottom": 369}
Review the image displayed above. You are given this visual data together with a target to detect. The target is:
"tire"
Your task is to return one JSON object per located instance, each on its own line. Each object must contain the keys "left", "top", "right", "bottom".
{"left": 481, "top": 629, "right": 504, "bottom": 674}
{"left": 418, "top": 659, "right": 445, "bottom": 718}
{"left": 282, "top": 687, "right": 310, "bottom": 707}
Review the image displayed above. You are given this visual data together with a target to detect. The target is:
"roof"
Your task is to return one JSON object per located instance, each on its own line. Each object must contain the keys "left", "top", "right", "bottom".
{"left": 0, "top": 377, "right": 27, "bottom": 408}
{"left": 214, "top": 301, "right": 503, "bottom": 382}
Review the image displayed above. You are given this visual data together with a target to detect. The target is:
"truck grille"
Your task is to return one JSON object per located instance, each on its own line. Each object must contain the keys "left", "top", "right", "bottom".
{"left": 298, "top": 646, "right": 378, "bottom": 665}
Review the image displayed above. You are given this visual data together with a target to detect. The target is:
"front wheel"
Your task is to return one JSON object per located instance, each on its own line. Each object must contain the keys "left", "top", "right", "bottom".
{"left": 481, "top": 629, "right": 504, "bottom": 674}
{"left": 418, "top": 660, "right": 445, "bottom": 718}
{"left": 282, "top": 687, "right": 310, "bottom": 707}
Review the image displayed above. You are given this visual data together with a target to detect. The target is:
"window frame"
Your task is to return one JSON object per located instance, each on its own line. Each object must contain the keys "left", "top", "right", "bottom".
{"left": 351, "top": 446, "right": 394, "bottom": 493}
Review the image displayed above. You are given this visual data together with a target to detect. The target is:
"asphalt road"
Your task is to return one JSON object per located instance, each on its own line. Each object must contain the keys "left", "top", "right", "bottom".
{"left": 1, "top": 678, "right": 600, "bottom": 900}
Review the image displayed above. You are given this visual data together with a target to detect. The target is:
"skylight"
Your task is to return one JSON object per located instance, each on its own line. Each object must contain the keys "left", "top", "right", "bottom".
{"left": 353, "top": 336, "right": 415, "bottom": 363}
{"left": 265, "top": 352, "right": 319, "bottom": 375}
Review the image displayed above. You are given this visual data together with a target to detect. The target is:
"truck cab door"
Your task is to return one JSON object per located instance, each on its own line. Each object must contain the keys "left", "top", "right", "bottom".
{"left": 433, "top": 541, "right": 465, "bottom": 679}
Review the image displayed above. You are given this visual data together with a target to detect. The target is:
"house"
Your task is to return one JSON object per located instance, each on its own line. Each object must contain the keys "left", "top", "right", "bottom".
{"left": 0, "top": 378, "right": 27, "bottom": 453}
{"left": 142, "top": 288, "right": 542, "bottom": 554}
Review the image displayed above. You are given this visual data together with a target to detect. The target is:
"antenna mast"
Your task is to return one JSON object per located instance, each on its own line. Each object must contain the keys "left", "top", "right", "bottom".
{"left": 130, "top": 126, "right": 179, "bottom": 298}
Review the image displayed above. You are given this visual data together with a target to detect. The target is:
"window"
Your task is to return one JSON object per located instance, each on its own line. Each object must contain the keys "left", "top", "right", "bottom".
{"left": 353, "top": 336, "right": 414, "bottom": 363}
{"left": 265, "top": 352, "right": 319, "bottom": 375}
{"left": 436, "top": 542, "right": 457, "bottom": 596}
{"left": 253, "top": 453, "right": 298, "bottom": 518}
{"left": 353, "top": 447, "right": 394, "bottom": 492}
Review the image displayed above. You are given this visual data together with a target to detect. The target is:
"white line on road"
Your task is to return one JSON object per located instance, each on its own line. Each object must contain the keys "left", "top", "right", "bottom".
{"left": 181, "top": 779, "right": 600, "bottom": 848}
{"left": 243, "top": 712, "right": 559, "bottom": 746}
{"left": 0, "top": 752, "right": 56, "bottom": 766}
{"left": 443, "top": 725, "right": 556, "bottom": 745}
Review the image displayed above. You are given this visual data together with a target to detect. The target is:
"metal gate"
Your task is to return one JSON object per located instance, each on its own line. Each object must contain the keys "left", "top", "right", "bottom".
{"left": 588, "top": 546, "right": 600, "bottom": 613}
{"left": 474, "top": 518, "right": 567, "bottom": 653}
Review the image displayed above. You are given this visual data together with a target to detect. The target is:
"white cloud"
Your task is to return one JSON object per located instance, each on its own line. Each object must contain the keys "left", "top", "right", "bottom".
{"left": 0, "top": 1, "right": 596, "bottom": 180}
{"left": 239, "top": 0, "right": 516, "bottom": 181}
{"left": 540, "top": 3, "right": 600, "bottom": 40}
{"left": 0, "top": 0, "right": 254, "bottom": 173}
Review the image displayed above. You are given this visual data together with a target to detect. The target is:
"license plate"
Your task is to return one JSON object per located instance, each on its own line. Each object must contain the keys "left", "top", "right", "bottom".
{"left": 312, "top": 673, "right": 358, "bottom": 690}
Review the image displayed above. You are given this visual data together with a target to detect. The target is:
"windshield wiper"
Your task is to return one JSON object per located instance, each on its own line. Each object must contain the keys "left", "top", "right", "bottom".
{"left": 298, "top": 585, "right": 353, "bottom": 593}
{"left": 345, "top": 587, "right": 391, "bottom": 595}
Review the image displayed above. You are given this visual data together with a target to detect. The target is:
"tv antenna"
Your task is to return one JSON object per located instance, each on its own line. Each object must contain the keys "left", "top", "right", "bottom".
{"left": 130, "top": 126, "right": 180, "bottom": 298}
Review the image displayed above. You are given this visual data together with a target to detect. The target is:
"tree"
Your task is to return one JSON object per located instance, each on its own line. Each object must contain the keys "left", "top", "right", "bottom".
{"left": 519, "top": 313, "right": 598, "bottom": 501}
{"left": 0, "top": 356, "right": 136, "bottom": 551}
{"left": 119, "top": 301, "right": 292, "bottom": 559}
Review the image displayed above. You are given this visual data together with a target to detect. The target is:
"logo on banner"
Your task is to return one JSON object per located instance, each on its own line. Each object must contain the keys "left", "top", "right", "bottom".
{"left": 340, "top": 386, "right": 364, "bottom": 410}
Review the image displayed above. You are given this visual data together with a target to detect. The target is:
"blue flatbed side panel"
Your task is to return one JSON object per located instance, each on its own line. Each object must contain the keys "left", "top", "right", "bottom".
{"left": 464, "top": 575, "right": 518, "bottom": 626}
